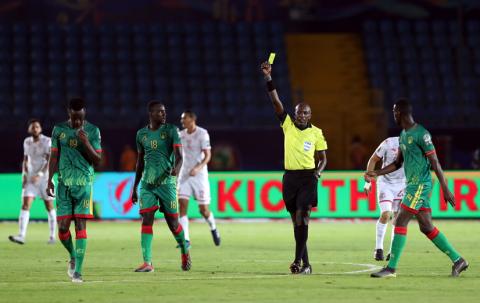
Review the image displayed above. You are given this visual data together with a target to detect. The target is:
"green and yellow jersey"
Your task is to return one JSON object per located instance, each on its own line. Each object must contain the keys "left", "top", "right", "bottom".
{"left": 136, "top": 124, "right": 181, "bottom": 186}
{"left": 51, "top": 121, "right": 102, "bottom": 186}
{"left": 399, "top": 124, "right": 435, "bottom": 186}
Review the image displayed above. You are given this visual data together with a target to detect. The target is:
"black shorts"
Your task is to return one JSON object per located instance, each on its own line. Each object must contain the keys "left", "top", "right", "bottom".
{"left": 282, "top": 169, "right": 318, "bottom": 213}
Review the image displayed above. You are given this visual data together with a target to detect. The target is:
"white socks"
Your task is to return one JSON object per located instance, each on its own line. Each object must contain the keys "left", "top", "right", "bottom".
{"left": 180, "top": 213, "right": 217, "bottom": 242}
{"left": 47, "top": 209, "right": 57, "bottom": 239}
{"left": 205, "top": 213, "right": 216, "bottom": 231}
{"left": 389, "top": 224, "right": 395, "bottom": 253}
{"left": 18, "top": 210, "right": 30, "bottom": 239}
{"left": 179, "top": 216, "right": 190, "bottom": 241}
{"left": 375, "top": 220, "right": 387, "bottom": 250}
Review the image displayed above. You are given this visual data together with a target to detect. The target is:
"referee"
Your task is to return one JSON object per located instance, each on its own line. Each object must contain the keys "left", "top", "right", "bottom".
{"left": 261, "top": 61, "right": 328, "bottom": 275}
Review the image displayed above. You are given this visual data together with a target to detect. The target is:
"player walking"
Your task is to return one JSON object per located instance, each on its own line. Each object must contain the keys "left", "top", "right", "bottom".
{"left": 368, "top": 99, "right": 468, "bottom": 278}
{"left": 178, "top": 110, "right": 220, "bottom": 248}
{"left": 364, "top": 137, "right": 405, "bottom": 261}
{"left": 132, "top": 101, "right": 191, "bottom": 273}
{"left": 47, "top": 98, "right": 102, "bottom": 283}
{"left": 9, "top": 119, "right": 57, "bottom": 245}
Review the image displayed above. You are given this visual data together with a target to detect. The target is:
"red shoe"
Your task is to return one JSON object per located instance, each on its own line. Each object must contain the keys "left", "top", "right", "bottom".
{"left": 134, "top": 262, "right": 154, "bottom": 272}
{"left": 181, "top": 253, "right": 191, "bottom": 271}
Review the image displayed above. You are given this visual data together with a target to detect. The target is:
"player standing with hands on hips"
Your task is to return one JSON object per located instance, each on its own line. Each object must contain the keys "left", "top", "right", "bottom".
{"left": 261, "top": 59, "right": 328, "bottom": 275}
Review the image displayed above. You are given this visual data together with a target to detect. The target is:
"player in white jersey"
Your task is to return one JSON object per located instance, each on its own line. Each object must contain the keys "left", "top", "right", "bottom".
{"left": 177, "top": 110, "right": 220, "bottom": 247}
{"left": 9, "top": 119, "right": 57, "bottom": 245}
{"left": 364, "top": 137, "right": 406, "bottom": 261}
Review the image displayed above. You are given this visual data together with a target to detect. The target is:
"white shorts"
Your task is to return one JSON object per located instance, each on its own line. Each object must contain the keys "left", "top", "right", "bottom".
{"left": 178, "top": 175, "right": 211, "bottom": 204}
{"left": 22, "top": 178, "right": 53, "bottom": 201}
{"left": 377, "top": 183, "right": 404, "bottom": 213}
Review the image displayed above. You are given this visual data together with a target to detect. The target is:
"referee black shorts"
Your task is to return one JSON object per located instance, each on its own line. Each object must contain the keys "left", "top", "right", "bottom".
{"left": 282, "top": 169, "right": 318, "bottom": 213}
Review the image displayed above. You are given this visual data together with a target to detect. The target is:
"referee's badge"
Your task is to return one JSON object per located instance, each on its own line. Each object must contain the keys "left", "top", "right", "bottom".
{"left": 303, "top": 141, "right": 312, "bottom": 151}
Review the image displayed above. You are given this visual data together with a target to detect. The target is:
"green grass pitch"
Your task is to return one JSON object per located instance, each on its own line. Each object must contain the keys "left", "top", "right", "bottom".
{"left": 0, "top": 220, "right": 478, "bottom": 303}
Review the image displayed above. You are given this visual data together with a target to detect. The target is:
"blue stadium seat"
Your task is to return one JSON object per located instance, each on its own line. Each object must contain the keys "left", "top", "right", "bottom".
{"left": 363, "top": 20, "right": 377, "bottom": 34}
{"left": 396, "top": 20, "right": 411, "bottom": 33}
{"left": 82, "top": 50, "right": 97, "bottom": 63}
{"left": 415, "top": 34, "right": 430, "bottom": 47}
{"left": 379, "top": 20, "right": 394, "bottom": 35}
{"left": 414, "top": 21, "right": 429, "bottom": 33}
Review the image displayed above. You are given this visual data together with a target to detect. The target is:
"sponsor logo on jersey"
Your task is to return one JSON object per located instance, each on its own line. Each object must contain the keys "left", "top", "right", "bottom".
{"left": 423, "top": 134, "right": 432, "bottom": 145}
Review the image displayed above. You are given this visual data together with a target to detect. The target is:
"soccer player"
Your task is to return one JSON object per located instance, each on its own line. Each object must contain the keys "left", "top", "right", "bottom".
{"left": 368, "top": 99, "right": 468, "bottom": 278}
{"left": 261, "top": 61, "right": 327, "bottom": 275}
{"left": 364, "top": 137, "right": 405, "bottom": 261}
{"left": 47, "top": 98, "right": 102, "bottom": 283}
{"left": 132, "top": 101, "right": 191, "bottom": 273}
{"left": 178, "top": 110, "right": 220, "bottom": 247}
{"left": 9, "top": 119, "right": 57, "bottom": 245}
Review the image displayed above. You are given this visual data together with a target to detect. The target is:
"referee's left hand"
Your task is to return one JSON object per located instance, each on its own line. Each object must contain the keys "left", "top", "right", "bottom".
{"left": 314, "top": 170, "right": 321, "bottom": 179}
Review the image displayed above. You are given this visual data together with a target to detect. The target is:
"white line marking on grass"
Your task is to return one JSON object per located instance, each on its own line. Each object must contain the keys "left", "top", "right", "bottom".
{"left": 0, "top": 262, "right": 383, "bottom": 285}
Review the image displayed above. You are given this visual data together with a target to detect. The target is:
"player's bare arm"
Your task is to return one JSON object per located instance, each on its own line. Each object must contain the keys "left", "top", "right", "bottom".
{"left": 171, "top": 146, "right": 183, "bottom": 176}
{"left": 314, "top": 150, "right": 327, "bottom": 179}
{"left": 46, "top": 150, "right": 58, "bottom": 197}
{"left": 260, "top": 61, "right": 285, "bottom": 116}
{"left": 427, "top": 152, "right": 455, "bottom": 207}
{"left": 131, "top": 151, "right": 145, "bottom": 204}
{"left": 364, "top": 153, "right": 382, "bottom": 194}
{"left": 77, "top": 129, "right": 102, "bottom": 166}
{"left": 190, "top": 149, "right": 211, "bottom": 176}
{"left": 366, "top": 149, "right": 403, "bottom": 179}
{"left": 22, "top": 155, "right": 28, "bottom": 188}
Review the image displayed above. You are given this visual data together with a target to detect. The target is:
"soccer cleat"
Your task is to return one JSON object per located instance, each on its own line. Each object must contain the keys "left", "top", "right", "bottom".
{"left": 211, "top": 229, "right": 221, "bottom": 246}
{"left": 134, "top": 262, "right": 154, "bottom": 272}
{"left": 8, "top": 235, "right": 25, "bottom": 245}
{"left": 289, "top": 261, "right": 301, "bottom": 274}
{"left": 374, "top": 249, "right": 384, "bottom": 261}
{"left": 451, "top": 258, "right": 469, "bottom": 277}
{"left": 386, "top": 253, "right": 391, "bottom": 261}
{"left": 71, "top": 272, "right": 83, "bottom": 283}
{"left": 67, "top": 258, "right": 75, "bottom": 278}
{"left": 370, "top": 267, "right": 396, "bottom": 278}
{"left": 47, "top": 237, "right": 56, "bottom": 245}
{"left": 176, "top": 240, "right": 191, "bottom": 250}
{"left": 181, "top": 253, "right": 192, "bottom": 271}
{"left": 300, "top": 264, "right": 312, "bottom": 275}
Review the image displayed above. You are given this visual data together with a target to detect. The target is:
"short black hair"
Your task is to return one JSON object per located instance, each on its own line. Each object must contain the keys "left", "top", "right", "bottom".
{"left": 148, "top": 100, "right": 164, "bottom": 112}
{"left": 183, "top": 110, "right": 197, "bottom": 120}
{"left": 394, "top": 98, "right": 412, "bottom": 114}
{"left": 68, "top": 97, "right": 86, "bottom": 111}
{"left": 27, "top": 118, "right": 41, "bottom": 127}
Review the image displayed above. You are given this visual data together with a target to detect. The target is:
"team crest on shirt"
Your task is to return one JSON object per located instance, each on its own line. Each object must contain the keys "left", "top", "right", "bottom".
{"left": 142, "top": 135, "right": 147, "bottom": 142}
{"left": 407, "top": 136, "right": 413, "bottom": 144}
{"left": 59, "top": 132, "right": 66, "bottom": 140}
{"left": 380, "top": 192, "right": 386, "bottom": 199}
{"left": 160, "top": 132, "right": 167, "bottom": 140}
{"left": 303, "top": 141, "right": 312, "bottom": 151}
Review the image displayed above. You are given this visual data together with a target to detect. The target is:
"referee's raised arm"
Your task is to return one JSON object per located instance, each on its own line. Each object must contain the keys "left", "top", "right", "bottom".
{"left": 261, "top": 61, "right": 285, "bottom": 118}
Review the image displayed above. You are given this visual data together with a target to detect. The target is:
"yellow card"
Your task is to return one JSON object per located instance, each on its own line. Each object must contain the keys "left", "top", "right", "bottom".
{"left": 268, "top": 52, "right": 276, "bottom": 64}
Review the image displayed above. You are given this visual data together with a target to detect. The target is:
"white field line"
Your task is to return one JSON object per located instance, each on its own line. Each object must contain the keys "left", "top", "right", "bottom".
{"left": 0, "top": 262, "right": 383, "bottom": 285}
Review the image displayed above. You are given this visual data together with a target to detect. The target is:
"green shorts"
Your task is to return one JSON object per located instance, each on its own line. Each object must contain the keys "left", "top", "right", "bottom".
{"left": 401, "top": 182, "right": 432, "bottom": 214}
{"left": 56, "top": 182, "right": 94, "bottom": 220}
{"left": 139, "top": 179, "right": 178, "bottom": 216}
